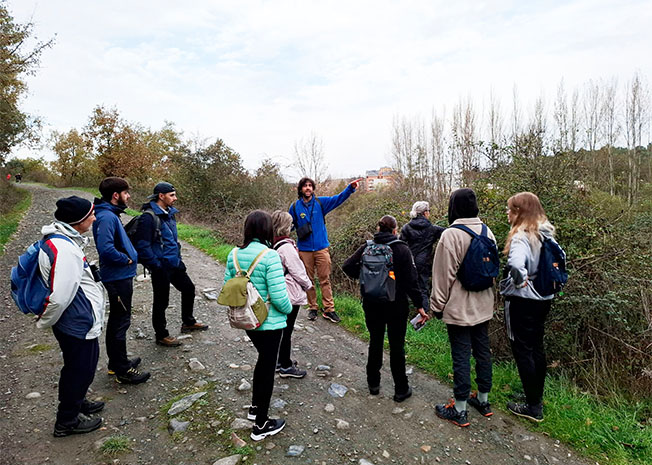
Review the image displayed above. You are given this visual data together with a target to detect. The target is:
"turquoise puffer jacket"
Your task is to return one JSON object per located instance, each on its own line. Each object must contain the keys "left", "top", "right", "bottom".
{"left": 224, "top": 240, "right": 292, "bottom": 330}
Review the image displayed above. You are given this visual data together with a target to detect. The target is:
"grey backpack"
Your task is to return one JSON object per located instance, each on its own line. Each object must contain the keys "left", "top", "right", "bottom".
{"left": 359, "top": 239, "right": 402, "bottom": 302}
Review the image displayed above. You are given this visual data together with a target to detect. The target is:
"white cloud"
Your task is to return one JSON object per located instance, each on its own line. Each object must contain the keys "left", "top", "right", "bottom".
{"left": 9, "top": 0, "right": 652, "bottom": 178}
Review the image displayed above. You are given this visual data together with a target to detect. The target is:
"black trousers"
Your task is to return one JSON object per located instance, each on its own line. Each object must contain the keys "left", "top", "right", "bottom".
{"left": 246, "top": 328, "right": 283, "bottom": 426}
{"left": 416, "top": 265, "right": 431, "bottom": 312}
{"left": 104, "top": 278, "right": 133, "bottom": 374}
{"left": 151, "top": 264, "right": 196, "bottom": 339}
{"left": 278, "top": 305, "right": 300, "bottom": 369}
{"left": 505, "top": 296, "right": 551, "bottom": 406}
{"left": 447, "top": 321, "right": 492, "bottom": 401}
{"left": 363, "top": 299, "right": 409, "bottom": 394}
{"left": 52, "top": 326, "right": 99, "bottom": 426}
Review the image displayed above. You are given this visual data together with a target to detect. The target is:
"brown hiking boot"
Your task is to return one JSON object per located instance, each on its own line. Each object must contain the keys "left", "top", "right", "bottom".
{"left": 181, "top": 322, "right": 209, "bottom": 333}
{"left": 156, "top": 336, "right": 182, "bottom": 347}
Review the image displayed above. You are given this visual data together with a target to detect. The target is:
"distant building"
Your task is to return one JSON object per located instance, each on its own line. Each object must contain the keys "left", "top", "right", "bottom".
{"left": 365, "top": 167, "right": 396, "bottom": 192}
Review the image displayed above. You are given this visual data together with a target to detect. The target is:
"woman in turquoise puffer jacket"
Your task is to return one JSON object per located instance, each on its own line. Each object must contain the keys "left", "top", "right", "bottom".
{"left": 223, "top": 210, "right": 292, "bottom": 441}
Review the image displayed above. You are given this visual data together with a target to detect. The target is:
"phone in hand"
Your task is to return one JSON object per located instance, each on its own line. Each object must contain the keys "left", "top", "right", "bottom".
{"left": 410, "top": 314, "right": 426, "bottom": 332}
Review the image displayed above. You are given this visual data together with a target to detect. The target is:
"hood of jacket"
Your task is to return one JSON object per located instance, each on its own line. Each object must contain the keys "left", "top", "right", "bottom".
{"left": 448, "top": 188, "right": 479, "bottom": 225}
{"left": 407, "top": 215, "right": 431, "bottom": 230}
{"left": 93, "top": 197, "right": 127, "bottom": 216}
{"left": 41, "top": 221, "right": 88, "bottom": 247}
{"left": 373, "top": 230, "right": 399, "bottom": 244}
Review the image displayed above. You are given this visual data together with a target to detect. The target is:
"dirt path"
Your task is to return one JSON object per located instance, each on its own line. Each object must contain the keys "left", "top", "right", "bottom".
{"left": 0, "top": 184, "right": 592, "bottom": 465}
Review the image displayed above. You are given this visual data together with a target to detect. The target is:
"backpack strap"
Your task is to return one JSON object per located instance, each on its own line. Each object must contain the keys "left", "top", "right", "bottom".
{"left": 387, "top": 239, "right": 406, "bottom": 246}
{"left": 246, "top": 249, "right": 270, "bottom": 276}
{"left": 450, "top": 224, "right": 487, "bottom": 238}
{"left": 141, "top": 208, "right": 163, "bottom": 244}
{"left": 273, "top": 239, "right": 292, "bottom": 250}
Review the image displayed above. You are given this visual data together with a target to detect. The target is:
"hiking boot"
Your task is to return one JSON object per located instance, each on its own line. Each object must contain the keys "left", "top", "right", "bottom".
{"left": 80, "top": 399, "right": 105, "bottom": 415}
{"left": 435, "top": 399, "right": 470, "bottom": 427}
{"left": 279, "top": 361, "right": 307, "bottom": 379}
{"left": 393, "top": 386, "right": 412, "bottom": 402}
{"left": 507, "top": 401, "right": 544, "bottom": 422}
{"left": 116, "top": 367, "right": 151, "bottom": 385}
{"left": 322, "top": 311, "right": 341, "bottom": 323}
{"left": 251, "top": 418, "right": 286, "bottom": 441}
{"left": 247, "top": 406, "right": 257, "bottom": 421}
{"left": 53, "top": 414, "right": 103, "bottom": 438}
{"left": 468, "top": 392, "right": 493, "bottom": 417}
{"left": 107, "top": 357, "right": 142, "bottom": 375}
{"left": 369, "top": 385, "right": 380, "bottom": 395}
{"left": 181, "top": 322, "right": 209, "bottom": 333}
{"left": 307, "top": 309, "right": 318, "bottom": 321}
{"left": 156, "top": 336, "right": 182, "bottom": 347}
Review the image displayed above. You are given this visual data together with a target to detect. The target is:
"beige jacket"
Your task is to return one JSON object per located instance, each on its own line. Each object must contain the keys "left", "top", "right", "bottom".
{"left": 430, "top": 217, "right": 496, "bottom": 326}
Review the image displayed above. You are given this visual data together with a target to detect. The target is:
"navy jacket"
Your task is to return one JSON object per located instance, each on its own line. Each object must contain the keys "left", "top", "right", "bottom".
{"left": 289, "top": 184, "right": 355, "bottom": 252}
{"left": 133, "top": 201, "right": 181, "bottom": 270}
{"left": 92, "top": 199, "right": 138, "bottom": 282}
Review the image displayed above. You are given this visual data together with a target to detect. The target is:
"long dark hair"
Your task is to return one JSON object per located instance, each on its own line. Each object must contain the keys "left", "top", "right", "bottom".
{"left": 297, "top": 177, "right": 316, "bottom": 198}
{"left": 241, "top": 210, "right": 274, "bottom": 249}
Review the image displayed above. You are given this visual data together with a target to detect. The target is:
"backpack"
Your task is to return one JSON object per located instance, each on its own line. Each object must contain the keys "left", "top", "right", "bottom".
{"left": 450, "top": 224, "right": 499, "bottom": 292}
{"left": 11, "top": 233, "right": 72, "bottom": 316}
{"left": 359, "top": 239, "right": 402, "bottom": 302}
{"left": 532, "top": 237, "right": 568, "bottom": 296}
{"left": 124, "top": 208, "right": 161, "bottom": 246}
{"left": 217, "top": 248, "right": 270, "bottom": 330}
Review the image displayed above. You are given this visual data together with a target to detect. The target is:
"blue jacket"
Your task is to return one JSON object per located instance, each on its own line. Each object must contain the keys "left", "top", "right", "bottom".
{"left": 92, "top": 199, "right": 138, "bottom": 282}
{"left": 289, "top": 184, "right": 355, "bottom": 252}
{"left": 133, "top": 201, "right": 181, "bottom": 270}
{"left": 224, "top": 240, "right": 292, "bottom": 330}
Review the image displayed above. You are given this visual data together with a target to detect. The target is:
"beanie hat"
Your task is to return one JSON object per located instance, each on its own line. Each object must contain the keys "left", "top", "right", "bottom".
{"left": 409, "top": 201, "right": 430, "bottom": 219}
{"left": 147, "top": 182, "right": 175, "bottom": 200}
{"left": 55, "top": 196, "right": 94, "bottom": 225}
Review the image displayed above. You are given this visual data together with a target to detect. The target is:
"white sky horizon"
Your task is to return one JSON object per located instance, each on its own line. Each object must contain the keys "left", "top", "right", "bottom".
{"left": 8, "top": 0, "right": 652, "bottom": 180}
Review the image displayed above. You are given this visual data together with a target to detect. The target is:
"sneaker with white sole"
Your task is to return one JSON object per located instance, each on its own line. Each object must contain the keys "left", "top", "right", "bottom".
{"left": 247, "top": 406, "right": 257, "bottom": 421}
{"left": 250, "top": 418, "right": 286, "bottom": 441}
{"left": 307, "top": 309, "right": 318, "bottom": 320}
{"left": 279, "top": 361, "right": 307, "bottom": 379}
{"left": 322, "top": 311, "right": 341, "bottom": 323}
{"left": 507, "top": 401, "right": 543, "bottom": 422}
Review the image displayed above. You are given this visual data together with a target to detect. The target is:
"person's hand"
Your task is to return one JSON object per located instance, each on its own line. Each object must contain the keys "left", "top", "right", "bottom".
{"left": 350, "top": 178, "right": 363, "bottom": 190}
{"left": 416, "top": 308, "right": 430, "bottom": 324}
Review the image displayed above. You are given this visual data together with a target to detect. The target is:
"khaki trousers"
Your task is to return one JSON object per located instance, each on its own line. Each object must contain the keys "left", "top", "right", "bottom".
{"left": 299, "top": 248, "right": 334, "bottom": 311}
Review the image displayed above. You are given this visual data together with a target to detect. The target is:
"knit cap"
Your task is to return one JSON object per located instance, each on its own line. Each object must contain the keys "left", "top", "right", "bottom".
{"left": 54, "top": 196, "right": 94, "bottom": 225}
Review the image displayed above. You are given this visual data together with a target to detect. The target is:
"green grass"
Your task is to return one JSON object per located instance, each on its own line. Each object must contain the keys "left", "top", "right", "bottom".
{"left": 99, "top": 436, "right": 131, "bottom": 456}
{"left": 25, "top": 343, "right": 53, "bottom": 354}
{"left": 0, "top": 188, "right": 31, "bottom": 255}
{"left": 155, "top": 221, "right": 652, "bottom": 465}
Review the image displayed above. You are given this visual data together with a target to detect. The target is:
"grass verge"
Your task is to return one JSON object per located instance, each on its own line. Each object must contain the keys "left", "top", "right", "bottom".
{"left": 148, "top": 222, "right": 652, "bottom": 465}
{"left": 0, "top": 187, "right": 31, "bottom": 255}
{"left": 100, "top": 436, "right": 132, "bottom": 456}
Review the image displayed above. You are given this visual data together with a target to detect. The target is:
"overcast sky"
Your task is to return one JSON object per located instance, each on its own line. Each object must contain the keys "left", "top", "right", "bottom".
{"left": 9, "top": 0, "right": 652, "bottom": 179}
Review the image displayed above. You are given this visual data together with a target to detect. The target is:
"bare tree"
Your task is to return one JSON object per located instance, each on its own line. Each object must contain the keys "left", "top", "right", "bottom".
{"left": 451, "top": 97, "right": 478, "bottom": 185}
{"left": 294, "top": 131, "right": 328, "bottom": 183}
{"left": 483, "top": 88, "right": 505, "bottom": 167}
{"left": 553, "top": 79, "right": 570, "bottom": 153}
{"left": 569, "top": 88, "right": 581, "bottom": 152}
{"left": 624, "top": 73, "right": 650, "bottom": 203}
{"left": 582, "top": 79, "right": 604, "bottom": 158}
{"left": 601, "top": 78, "right": 620, "bottom": 195}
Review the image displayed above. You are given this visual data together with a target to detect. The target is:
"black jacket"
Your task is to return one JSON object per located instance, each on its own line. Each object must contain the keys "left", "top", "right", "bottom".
{"left": 342, "top": 231, "right": 424, "bottom": 308}
{"left": 399, "top": 216, "right": 445, "bottom": 271}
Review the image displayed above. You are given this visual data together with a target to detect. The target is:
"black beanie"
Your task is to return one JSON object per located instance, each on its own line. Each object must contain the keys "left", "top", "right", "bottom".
{"left": 447, "top": 188, "right": 479, "bottom": 225}
{"left": 55, "top": 196, "right": 94, "bottom": 225}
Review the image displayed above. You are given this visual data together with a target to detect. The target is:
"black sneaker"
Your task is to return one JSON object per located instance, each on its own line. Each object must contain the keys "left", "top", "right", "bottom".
{"left": 369, "top": 385, "right": 380, "bottom": 395}
{"left": 307, "top": 309, "right": 318, "bottom": 321}
{"left": 393, "top": 386, "right": 412, "bottom": 402}
{"left": 116, "top": 367, "right": 150, "bottom": 385}
{"left": 251, "top": 418, "right": 286, "bottom": 441}
{"left": 468, "top": 392, "right": 493, "bottom": 417}
{"left": 53, "top": 414, "right": 103, "bottom": 437}
{"left": 322, "top": 311, "right": 341, "bottom": 323}
{"left": 108, "top": 357, "right": 142, "bottom": 375}
{"left": 80, "top": 399, "right": 105, "bottom": 415}
{"left": 247, "top": 406, "right": 257, "bottom": 421}
{"left": 435, "top": 399, "right": 470, "bottom": 427}
{"left": 507, "top": 401, "right": 543, "bottom": 422}
{"left": 279, "top": 361, "right": 307, "bottom": 379}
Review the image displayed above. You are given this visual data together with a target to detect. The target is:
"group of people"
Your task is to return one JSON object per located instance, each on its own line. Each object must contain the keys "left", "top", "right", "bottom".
{"left": 35, "top": 178, "right": 208, "bottom": 437}
{"left": 32, "top": 173, "right": 561, "bottom": 441}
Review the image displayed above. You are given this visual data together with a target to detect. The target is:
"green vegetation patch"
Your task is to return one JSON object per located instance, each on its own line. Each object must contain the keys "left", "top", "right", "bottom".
{"left": 25, "top": 343, "right": 53, "bottom": 354}
{"left": 0, "top": 187, "right": 31, "bottom": 255}
{"left": 334, "top": 293, "right": 652, "bottom": 465}
{"left": 177, "top": 223, "right": 233, "bottom": 264}
{"left": 100, "top": 436, "right": 131, "bottom": 456}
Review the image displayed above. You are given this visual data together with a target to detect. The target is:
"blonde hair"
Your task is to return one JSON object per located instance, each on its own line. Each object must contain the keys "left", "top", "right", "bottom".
{"left": 503, "top": 192, "right": 553, "bottom": 254}
{"left": 272, "top": 210, "right": 293, "bottom": 237}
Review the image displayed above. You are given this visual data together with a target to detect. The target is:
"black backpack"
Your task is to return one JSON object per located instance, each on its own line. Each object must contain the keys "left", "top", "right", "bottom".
{"left": 359, "top": 239, "right": 403, "bottom": 301}
{"left": 533, "top": 237, "right": 568, "bottom": 296}
{"left": 124, "top": 208, "right": 162, "bottom": 246}
{"left": 450, "top": 224, "right": 499, "bottom": 292}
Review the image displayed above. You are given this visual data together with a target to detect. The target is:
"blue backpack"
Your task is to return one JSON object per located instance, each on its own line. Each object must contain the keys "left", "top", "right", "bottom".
{"left": 451, "top": 224, "right": 499, "bottom": 292}
{"left": 533, "top": 237, "right": 568, "bottom": 296}
{"left": 11, "top": 234, "right": 71, "bottom": 316}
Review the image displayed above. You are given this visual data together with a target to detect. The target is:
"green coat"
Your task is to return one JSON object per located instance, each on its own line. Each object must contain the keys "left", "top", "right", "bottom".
{"left": 224, "top": 240, "right": 292, "bottom": 330}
